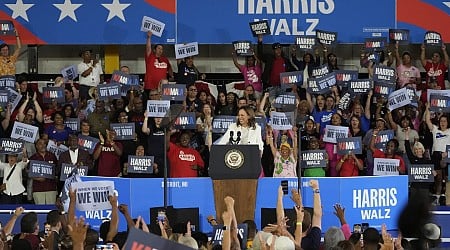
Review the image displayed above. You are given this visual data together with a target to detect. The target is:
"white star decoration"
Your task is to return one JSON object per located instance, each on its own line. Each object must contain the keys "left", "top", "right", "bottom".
{"left": 53, "top": 0, "right": 83, "bottom": 22}
{"left": 443, "top": 1, "right": 450, "bottom": 8}
{"left": 5, "top": 0, "right": 34, "bottom": 22}
{"left": 101, "top": 0, "right": 131, "bottom": 22}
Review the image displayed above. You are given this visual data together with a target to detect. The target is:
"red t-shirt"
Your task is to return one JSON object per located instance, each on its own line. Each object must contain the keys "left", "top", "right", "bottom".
{"left": 373, "top": 148, "right": 406, "bottom": 174}
{"left": 97, "top": 142, "right": 123, "bottom": 177}
{"left": 269, "top": 57, "right": 285, "bottom": 86}
{"left": 144, "top": 52, "right": 172, "bottom": 90}
{"left": 29, "top": 152, "right": 58, "bottom": 192}
{"left": 339, "top": 158, "right": 363, "bottom": 177}
{"left": 424, "top": 61, "right": 447, "bottom": 90}
{"left": 168, "top": 142, "right": 204, "bottom": 178}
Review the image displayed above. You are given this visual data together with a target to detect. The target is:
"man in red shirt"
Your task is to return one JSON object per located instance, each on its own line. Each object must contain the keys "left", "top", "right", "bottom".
{"left": 420, "top": 44, "right": 449, "bottom": 90}
{"left": 167, "top": 131, "right": 204, "bottom": 177}
{"left": 145, "top": 31, "right": 173, "bottom": 91}
{"left": 369, "top": 129, "right": 406, "bottom": 175}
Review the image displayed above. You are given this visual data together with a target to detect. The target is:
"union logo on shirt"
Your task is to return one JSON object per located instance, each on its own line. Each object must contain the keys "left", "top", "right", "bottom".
{"left": 179, "top": 150, "right": 195, "bottom": 161}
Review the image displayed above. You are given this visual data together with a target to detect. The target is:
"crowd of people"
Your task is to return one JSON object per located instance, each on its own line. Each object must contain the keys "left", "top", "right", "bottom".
{"left": 0, "top": 28, "right": 448, "bottom": 249}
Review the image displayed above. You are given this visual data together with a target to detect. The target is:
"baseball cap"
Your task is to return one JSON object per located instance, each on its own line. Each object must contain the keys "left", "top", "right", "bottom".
{"left": 280, "top": 142, "right": 292, "bottom": 150}
{"left": 272, "top": 42, "right": 282, "bottom": 49}
{"left": 376, "top": 117, "right": 387, "bottom": 124}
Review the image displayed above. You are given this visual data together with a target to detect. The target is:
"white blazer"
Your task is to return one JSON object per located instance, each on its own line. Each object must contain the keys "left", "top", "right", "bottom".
{"left": 217, "top": 123, "right": 264, "bottom": 153}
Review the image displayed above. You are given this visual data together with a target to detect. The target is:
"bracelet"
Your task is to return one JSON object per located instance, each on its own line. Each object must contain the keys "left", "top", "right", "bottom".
{"left": 296, "top": 222, "right": 302, "bottom": 226}
{"left": 372, "top": 134, "right": 377, "bottom": 137}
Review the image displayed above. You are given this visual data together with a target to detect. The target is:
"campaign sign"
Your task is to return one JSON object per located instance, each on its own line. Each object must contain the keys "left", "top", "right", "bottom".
{"left": 110, "top": 123, "right": 135, "bottom": 140}
{"left": 11, "top": 122, "right": 38, "bottom": 143}
{"left": 61, "top": 65, "right": 77, "bottom": 80}
{"left": 368, "top": 52, "right": 381, "bottom": 64}
{"left": 98, "top": 83, "right": 121, "bottom": 101}
{"left": 374, "top": 130, "right": 394, "bottom": 150}
{"left": 273, "top": 93, "right": 297, "bottom": 111}
{"left": 162, "top": 84, "right": 185, "bottom": 101}
{"left": 28, "top": 160, "right": 55, "bottom": 179}
{"left": 124, "top": 227, "right": 193, "bottom": 250}
{"left": 127, "top": 155, "right": 154, "bottom": 174}
{"left": 406, "top": 87, "right": 419, "bottom": 107}
{"left": 249, "top": 20, "right": 270, "bottom": 36}
{"left": 373, "top": 65, "right": 396, "bottom": 84}
{"left": 280, "top": 71, "right": 303, "bottom": 86}
{"left": 424, "top": 31, "right": 442, "bottom": 47}
{"left": 140, "top": 16, "right": 165, "bottom": 37}
{"left": 71, "top": 181, "right": 114, "bottom": 211}
{"left": 446, "top": 145, "right": 450, "bottom": 163}
{"left": 389, "top": 29, "right": 409, "bottom": 44}
{"left": 60, "top": 164, "right": 88, "bottom": 181}
{"left": 64, "top": 118, "right": 80, "bottom": 132}
{"left": 337, "top": 92, "right": 352, "bottom": 111}
{"left": 0, "top": 20, "right": 14, "bottom": 35}
{"left": 256, "top": 116, "right": 267, "bottom": 138}
{"left": 232, "top": 41, "right": 253, "bottom": 56}
{"left": 364, "top": 37, "right": 387, "bottom": 52}
{"left": 211, "top": 223, "right": 248, "bottom": 247}
{"left": 174, "top": 42, "right": 199, "bottom": 60}
{"left": 323, "top": 125, "right": 349, "bottom": 144}
{"left": 46, "top": 140, "right": 68, "bottom": 160}
{"left": 301, "top": 150, "right": 327, "bottom": 168}
{"left": 269, "top": 112, "right": 293, "bottom": 130}
{"left": 0, "top": 138, "right": 23, "bottom": 154}
{"left": 426, "top": 89, "right": 450, "bottom": 103}
{"left": 337, "top": 137, "right": 362, "bottom": 155}
{"left": 146, "top": 100, "right": 170, "bottom": 117}
{"left": 295, "top": 35, "right": 316, "bottom": 50}
{"left": 315, "top": 72, "right": 336, "bottom": 93}
{"left": 409, "top": 164, "right": 434, "bottom": 183}
{"left": 0, "top": 90, "right": 8, "bottom": 107}
{"left": 335, "top": 70, "right": 358, "bottom": 87}
{"left": 212, "top": 116, "right": 235, "bottom": 134}
{"left": 42, "top": 87, "right": 65, "bottom": 104}
{"left": 429, "top": 94, "right": 450, "bottom": 113}
{"left": 316, "top": 30, "right": 337, "bottom": 46}
{"left": 348, "top": 79, "right": 372, "bottom": 96}
{"left": 311, "top": 64, "right": 330, "bottom": 78}
{"left": 388, "top": 88, "right": 410, "bottom": 111}
{"left": 307, "top": 78, "right": 330, "bottom": 95}
{"left": 173, "top": 112, "right": 196, "bottom": 130}
{"left": 110, "top": 71, "right": 139, "bottom": 86}
{"left": 78, "top": 135, "right": 100, "bottom": 154}
{"left": 373, "top": 158, "right": 400, "bottom": 176}
{"left": 0, "top": 75, "right": 15, "bottom": 88}
{"left": 373, "top": 82, "right": 395, "bottom": 98}
{"left": 5, "top": 87, "right": 20, "bottom": 111}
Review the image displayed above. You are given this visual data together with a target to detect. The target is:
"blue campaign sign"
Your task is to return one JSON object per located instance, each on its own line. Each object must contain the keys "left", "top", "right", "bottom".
{"left": 0, "top": 0, "right": 176, "bottom": 44}
{"left": 177, "top": 0, "right": 395, "bottom": 44}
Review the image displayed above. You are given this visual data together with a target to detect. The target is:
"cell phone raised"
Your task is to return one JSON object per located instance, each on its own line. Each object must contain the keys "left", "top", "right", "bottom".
{"left": 281, "top": 180, "right": 288, "bottom": 195}
{"left": 353, "top": 224, "right": 362, "bottom": 233}
{"left": 157, "top": 210, "right": 166, "bottom": 224}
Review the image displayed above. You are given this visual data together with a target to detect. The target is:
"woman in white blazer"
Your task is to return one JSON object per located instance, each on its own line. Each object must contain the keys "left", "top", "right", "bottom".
{"left": 218, "top": 106, "right": 264, "bottom": 155}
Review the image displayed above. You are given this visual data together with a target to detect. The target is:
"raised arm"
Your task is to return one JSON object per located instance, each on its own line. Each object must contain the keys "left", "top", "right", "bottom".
{"left": 1, "top": 104, "right": 11, "bottom": 130}
{"left": 106, "top": 194, "right": 119, "bottom": 242}
{"left": 222, "top": 210, "right": 232, "bottom": 250}
{"left": 404, "top": 128, "right": 415, "bottom": 161}
{"left": 12, "top": 29, "right": 21, "bottom": 58}
{"left": 420, "top": 44, "right": 427, "bottom": 67}
{"left": 364, "top": 90, "right": 372, "bottom": 120}
{"left": 442, "top": 44, "right": 449, "bottom": 67}
{"left": 146, "top": 31, "right": 152, "bottom": 57}
{"left": 32, "top": 92, "right": 43, "bottom": 123}
{"left": 267, "top": 128, "right": 277, "bottom": 156}
{"left": 68, "top": 188, "right": 76, "bottom": 226}
{"left": 16, "top": 96, "right": 29, "bottom": 122}
{"left": 224, "top": 196, "right": 241, "bottom": 249}
{"left": 394, "top": 41, "right": 401, "bottom": 68}
{"left": 276, "top": 185, "right": 285, "bottom": 225}
{"left": 306, "top": 92, "right": 314, "bottom": 113}
{"left": 386, "top": 110, "right": 398, "bottom": 131}
{"left": 369, "top": 129, "right": 379, "bottom": 153}
{"left": 310, "top": 180, "right": 322, "bottom": 230}
{"left": 2, "top": 207, "right": 24, "bottom": 236}
{"left": 231, "top": 51, "right": 242, "bottom": 70}
{"left": 142, "top": 111, "right": 150, "bottom": 134}
{"left": 424, "top": 102, "right": 434, "bottom": 131}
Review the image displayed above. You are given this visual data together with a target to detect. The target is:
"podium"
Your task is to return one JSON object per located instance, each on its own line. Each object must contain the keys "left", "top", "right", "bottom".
{"left": 209, "top": 145, "right": 260, "bottom": 223}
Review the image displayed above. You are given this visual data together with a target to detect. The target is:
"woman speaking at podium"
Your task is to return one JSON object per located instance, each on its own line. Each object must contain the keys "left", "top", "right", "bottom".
{"left": 217, "top": 106, "right": 264, "bottom": 155}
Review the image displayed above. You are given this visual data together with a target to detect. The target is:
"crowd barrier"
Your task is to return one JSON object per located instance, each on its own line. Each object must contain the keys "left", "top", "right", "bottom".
{"left": 78, "top": 176, "right": 408, "bottom": 234}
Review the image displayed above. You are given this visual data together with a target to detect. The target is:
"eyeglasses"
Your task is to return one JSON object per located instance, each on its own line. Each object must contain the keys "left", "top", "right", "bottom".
{"left": 189, "top": 89, "right": 197, "bottom": 92}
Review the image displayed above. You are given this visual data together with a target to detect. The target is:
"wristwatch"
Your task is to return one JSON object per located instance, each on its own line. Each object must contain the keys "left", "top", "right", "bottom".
{"left": 314, "top": 189, "right": 320, "bottom": 194}
{"left": 222, "top": 225, "right": 230, "bottom": 230}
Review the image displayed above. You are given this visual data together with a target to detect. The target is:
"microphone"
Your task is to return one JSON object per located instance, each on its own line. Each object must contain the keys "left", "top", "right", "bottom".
{"left": 236, "top": 131, "right": 241, "bottom": 143}
{"left": 229, "top": 131, "right": 234, "bottom": 144}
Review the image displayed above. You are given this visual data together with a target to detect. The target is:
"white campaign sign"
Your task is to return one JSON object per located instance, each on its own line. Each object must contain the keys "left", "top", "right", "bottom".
{"left": 11, "top": 122, "right": 39, "bottom": 143}
{"left": 388, "top": 87, "right": 410, "bottom": 111}
{"left": 71, "top": 181, "right": 114, "bottom": 211}
{"left": 323, "top": 125, "right": 349, "bottom": 143}
{"left": 373, "top": 158, "right": 400, "bottom": 176}
{"left": 427, "top": 89, "right": 450, "bottom": 102}
{"left": 174, "top": 42, "right": 199, "bottom": 59}
{"left": 146, "top": 100, "right": 170, "bottom": 117}
{"left": 269, "top": 112, "right": 293, "bottom": 130}
{"left": 140, "top": 16, "right": 165, "bottom": 37}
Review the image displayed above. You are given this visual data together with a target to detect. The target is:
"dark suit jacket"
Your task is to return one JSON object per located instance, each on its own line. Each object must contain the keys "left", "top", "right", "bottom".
{"left": 57, "top": 148, "right": 93, "bottom": 177}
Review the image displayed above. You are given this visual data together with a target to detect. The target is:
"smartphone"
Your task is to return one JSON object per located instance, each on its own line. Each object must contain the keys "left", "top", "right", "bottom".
{"left": 281, "top": 180, "right": 288, "bottom": 195}
{"left": 157, "top": 210, "right": 166, "bottom": 223}
{"left": 361, "top": 223, "right": 369, "bottom": 233}
{"left": 353, "top": 224, "right": 362, "bottom": 233}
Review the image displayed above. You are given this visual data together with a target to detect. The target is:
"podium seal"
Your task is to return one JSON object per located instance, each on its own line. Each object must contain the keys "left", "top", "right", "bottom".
{"left": 224, "top": 149, "right": 244, "bottom": 169}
